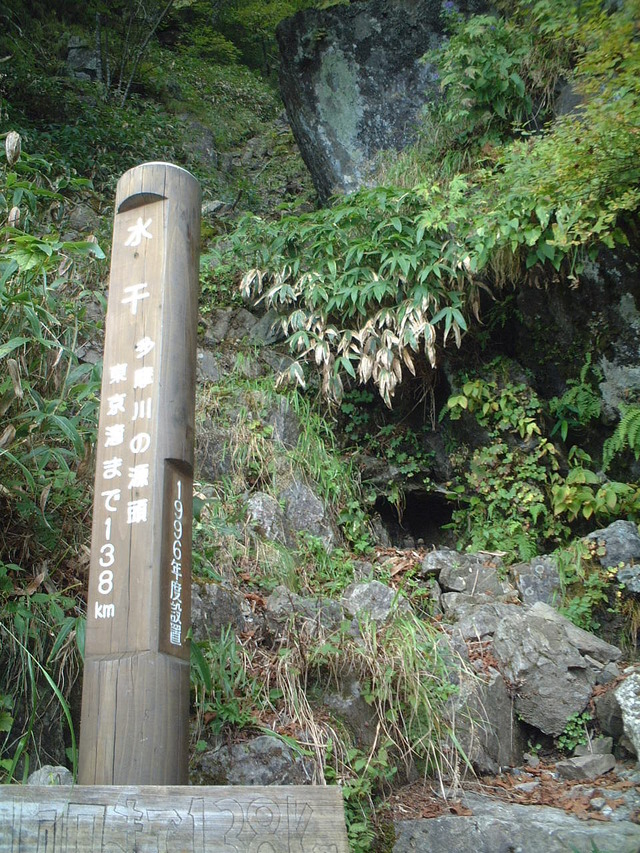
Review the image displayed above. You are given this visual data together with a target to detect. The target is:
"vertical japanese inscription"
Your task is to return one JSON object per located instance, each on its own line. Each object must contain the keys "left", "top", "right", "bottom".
{"left": 86, "top": 203, "right": 162, "bottom": 653}
{"left": 159, "top": 460, "right": 192, "bottom": 659}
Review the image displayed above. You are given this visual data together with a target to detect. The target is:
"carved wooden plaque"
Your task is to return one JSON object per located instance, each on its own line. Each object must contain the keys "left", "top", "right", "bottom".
{"left": 0, "top": 785, "right": 349, "bottom": 852}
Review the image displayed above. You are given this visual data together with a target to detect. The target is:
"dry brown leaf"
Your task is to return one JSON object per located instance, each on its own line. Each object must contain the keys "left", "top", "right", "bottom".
{"left": 26, "top": 571, "right": 46, "bottom": 595}
{"left": 0, "top": 424, "right": 16, "bottom": 448}
{"left": 8, "top": 359, "right": 22, "bottom": 398}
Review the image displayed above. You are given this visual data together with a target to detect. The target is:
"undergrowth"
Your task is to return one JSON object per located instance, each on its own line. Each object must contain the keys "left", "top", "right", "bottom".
{"left": 0, "top": 136, "right": 104, "bottom": 779}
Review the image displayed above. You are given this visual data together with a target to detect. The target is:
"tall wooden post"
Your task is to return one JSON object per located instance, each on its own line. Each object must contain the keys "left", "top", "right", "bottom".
{"left": 78, "top": 163, "right": 201, "bottom": 785}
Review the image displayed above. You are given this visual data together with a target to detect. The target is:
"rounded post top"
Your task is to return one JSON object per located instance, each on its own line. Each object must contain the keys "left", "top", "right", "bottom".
{"left": 116, "top": 162, "right": 201, "bottom": 212}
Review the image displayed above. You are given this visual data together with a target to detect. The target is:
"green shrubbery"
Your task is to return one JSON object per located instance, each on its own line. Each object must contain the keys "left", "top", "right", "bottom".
{"left": 231, "top": 0, "right": 639, "bottom": 407}
{"left": 0, "top": 138, "right": 105, "bottom": 779}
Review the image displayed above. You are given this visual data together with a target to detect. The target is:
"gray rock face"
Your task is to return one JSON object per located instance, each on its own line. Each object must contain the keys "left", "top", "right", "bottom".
{"left": 323, "top": 671, "right": 377, "bottom": 747}
{"left": 445, "top": 598, "right": 520, "bottom": 640}
{"left": 421, "top": 549, "right": 513, "bottom": 599}
{"left": 618, "top": 564, "right": 640, "bottom": 594}
{"left": 191, "top": 582, "right": 253, "bottom": 643}
{"left": 511, "top": 250, "right": 640, "bottom": 407}
{"left": 511, "top": 555, "right": 561, "bottom": 606}
{"left": 277, "top": 0, "right": 484, "bottom": 201}
{"left": 66, "top": 37, "right": 99, "bottom": 80}
{"left": 265, "top": 585, "right": 344, "bottom": 640}
{"left": 393, "top": 792, "right": 640, "bottom": 853}
{"left": 615, "top": 674, "right": 640, "bottom": 763}
{"left": 574, "top": 735, "right": 614, "bottom": 756}
{"left": 585, "top": 520, "right": 640, "bottom": 570}
{"left": 203, "top": 307, "right": 259, "bottom": 345}
{"left": 492, "top": 602, "right": 621, "bottom": 735}
{"left": 280, "top": 480, "right": 339, "bottom": 549}
{"left": 246, "top": 491, "right": 288, "bottom": 545}
{"left": 193, "top": 734, "right": 315, "bottom": 786}
{"left": 594, "top": 687, "right": 627, "bottom": 743}
{"left": 341, "top": 580, "right": 409, "bottom": 624}
{"left": 437, "top": 551, "right": 512, "bottom": 598}
{"left": 453, "top": 671, "right": 526, "bottom": 774}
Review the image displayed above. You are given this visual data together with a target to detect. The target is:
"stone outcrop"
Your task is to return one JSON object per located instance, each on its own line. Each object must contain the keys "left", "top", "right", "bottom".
{"left": 276, "top": 0, "right": 485, "bottom": 201}
{"left": 492, "top": 602, "right": 621, "bottom": 735}
{"left": 393, "top": 792, "right": 640, "bottom": 853}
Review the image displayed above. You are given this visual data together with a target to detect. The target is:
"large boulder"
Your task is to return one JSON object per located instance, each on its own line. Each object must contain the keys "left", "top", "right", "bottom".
{"left": 585, "top": 521, "right": 640, "bottom": 571}
{"left": 511, "top": 555, "right": 561, "bottom": 606}
{"left": 492, "top": 602, "right": 621, "bottom": 735}
{"left": 276, "top": 0, "right": 484, "bottom": 202}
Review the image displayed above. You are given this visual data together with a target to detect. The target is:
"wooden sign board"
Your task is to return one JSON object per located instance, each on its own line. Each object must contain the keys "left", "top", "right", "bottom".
{"left": 0, "top": 785, "right": 349, "bottom": 852}
{"left": 79, "top": 163, "right": 201, "bottom": 785}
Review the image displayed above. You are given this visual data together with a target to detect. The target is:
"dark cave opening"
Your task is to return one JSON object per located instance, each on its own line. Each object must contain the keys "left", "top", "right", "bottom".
{"left": 373, "top": 490, "right": 455, "bottom": 549}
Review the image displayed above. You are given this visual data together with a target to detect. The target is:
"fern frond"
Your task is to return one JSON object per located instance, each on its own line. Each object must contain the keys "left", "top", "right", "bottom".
{"left": 602, "top": 404, "right": 640, "bottom": 471}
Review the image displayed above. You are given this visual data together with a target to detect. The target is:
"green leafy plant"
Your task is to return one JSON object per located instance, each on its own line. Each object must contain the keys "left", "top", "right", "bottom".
{"left": 556, "top": 711, "right": 592, "bottom": 753}
{"left": 0, "top": 137, "right": 103, "bottom": 780}
{"left": 553, "top": 539, "right": 617, "bottom": 632}
{"left": 551, "top": 456, "right": 640, "bottom": 525}
{"left": 549, "top": 355, "right": 602, "bottom": 442}
{"left": 193, "top": 626, "right": 265, "bottom": 734}
{"left": 425, "top": 13, "right": 536, "bottom": 152}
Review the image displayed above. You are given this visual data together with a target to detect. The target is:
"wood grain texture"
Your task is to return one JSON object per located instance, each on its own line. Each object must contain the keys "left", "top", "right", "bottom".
{"left": 0, "top": 785, "right": 349, "bottom": 852}
{"left": 79, "top": 163, "right": 200, "bottom": 785}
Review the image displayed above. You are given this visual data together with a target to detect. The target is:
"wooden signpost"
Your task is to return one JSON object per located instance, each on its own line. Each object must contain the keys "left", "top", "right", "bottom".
{"left": 0, "top": 161, "right": 349, "bottom": 853}
{"left": 78, "top": 162, "right": 201, "bottom": 786}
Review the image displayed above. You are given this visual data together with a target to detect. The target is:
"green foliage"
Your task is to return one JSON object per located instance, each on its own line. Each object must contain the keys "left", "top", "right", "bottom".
{"left": 602, "top": 404, "right": 640, "bottom": 472}
{"left": 237, "top": 183, "right": 476, "bottom": 406}
{"left": 444, "top": 362, "right": 564, "bottom": 558}
{"left": 325, "top": 739, "right": 395, "bottom": 853}
{"left": 181, "top": 29, "right": 240, "bottom": 64}
{"left": 0, "top": 138, "right": 102, "bottom": 779}
{"left": 549, "top": 355, "right": 602, "bottom": 442}
{"left": 194, "top": 365, "right": 372, "bottom": 582}
{"left": 550, "top": 451, "right": 640, "bottom": 525}
{"left": 556, "top": 711, "right": 592, "bottom": 753}
{"left": 235, "top": 0, "right": 640, "bottom": 404}
{"left": 425, "top": 13, "right": 536, "bottom": 151}
{"left": 192, "top": 626, "right": 265, "bottom": 733}
{"left": 298, "top": 612, "right": 466, "bottom": 850}
{"left": 444, "top": 360, "right": 640, "bottom": 559}
{"left": 0, "top": 148, "right": 103, "bottom": 552}
{"left": 553, "top": 540, "right": 616, "bottom": 632}
{"left": 296, "top": 533, "right": 358, "bottom": 595}
{"left": 217, "top": 0, "right": 313, "bottom": 74}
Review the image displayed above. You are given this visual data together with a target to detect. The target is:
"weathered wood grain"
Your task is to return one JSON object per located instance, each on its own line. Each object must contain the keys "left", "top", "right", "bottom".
{"left": 0, "top": 785, "right": 349, "bottom": 852}
{"left": 79, "top": 163, "right": 201, "bottom": 785}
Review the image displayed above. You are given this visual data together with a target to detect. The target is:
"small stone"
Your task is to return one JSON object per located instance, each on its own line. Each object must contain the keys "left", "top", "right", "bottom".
{"left": 574, "top": 736, "right": 614, "bottom": 756}
{"left": 590, "top": 797, "right": 607, "bottom": 810}
{"left": 514, "top": 780, "right": 540, "bottom": 794}
{"left": 556, "top": 753, "right": 616, "bottom": 781}
{"left": 27, "top": 765, "right": 73, "bottom": 786}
